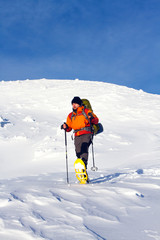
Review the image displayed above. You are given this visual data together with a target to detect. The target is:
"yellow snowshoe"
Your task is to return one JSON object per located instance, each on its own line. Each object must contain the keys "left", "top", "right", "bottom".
{"left": 74, "top": 158, "right": 88, "bottom": 184}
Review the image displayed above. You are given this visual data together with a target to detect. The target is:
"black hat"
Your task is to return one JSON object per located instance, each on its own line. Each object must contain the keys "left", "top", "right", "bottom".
{"left": 71, "top": 96, "right": 82, "bottom": 106}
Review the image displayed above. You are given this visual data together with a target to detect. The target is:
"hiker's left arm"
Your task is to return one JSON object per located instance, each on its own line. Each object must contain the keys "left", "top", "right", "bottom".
{"left": 88, "top": 111, "right": 99, "bottom": 124}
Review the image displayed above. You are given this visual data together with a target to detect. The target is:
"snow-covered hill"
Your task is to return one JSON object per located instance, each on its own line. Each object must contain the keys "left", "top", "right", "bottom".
{"left": 0, "top": 79, "right": 160, "bottom": 240}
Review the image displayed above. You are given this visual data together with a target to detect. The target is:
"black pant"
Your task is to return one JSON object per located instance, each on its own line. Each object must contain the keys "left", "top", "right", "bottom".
{"left": 74, "top": 134, "right": 92, "bottom": 168}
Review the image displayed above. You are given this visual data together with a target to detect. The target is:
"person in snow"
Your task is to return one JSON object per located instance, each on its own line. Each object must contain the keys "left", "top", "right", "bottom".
{"left": 61, "top": 96, "right": 99, "bottom": 168}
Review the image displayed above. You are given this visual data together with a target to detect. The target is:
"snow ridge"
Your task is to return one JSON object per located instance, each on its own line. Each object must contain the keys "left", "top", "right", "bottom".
{"left": 0, "top": 79, "right": 160, "bottom": 239}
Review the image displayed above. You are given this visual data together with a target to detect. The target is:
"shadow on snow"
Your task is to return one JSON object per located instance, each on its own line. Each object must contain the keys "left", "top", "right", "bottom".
{"left": 89, "top": 168, "right": 143, "bottom": 184}
{"left": 90, "top": 172, "right": 126, "bottom": 184}
{"left": 0, "top": 118, "right": 11, "bottom": 127}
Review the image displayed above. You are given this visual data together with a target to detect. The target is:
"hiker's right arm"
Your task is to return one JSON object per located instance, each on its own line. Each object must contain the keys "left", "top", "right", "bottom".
{"left": 65, "top": 114, "right": 72, "bottom": 132}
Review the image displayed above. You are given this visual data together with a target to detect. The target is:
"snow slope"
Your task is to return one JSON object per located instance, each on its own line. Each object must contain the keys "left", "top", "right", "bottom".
{"left": 0, "top": 79, "right": 160, "bottom": 239}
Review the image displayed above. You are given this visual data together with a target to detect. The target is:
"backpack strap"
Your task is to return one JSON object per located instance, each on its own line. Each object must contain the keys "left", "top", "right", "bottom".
{"left": 82, "top": 108, "right": 94, "bottom": 134}
{"left": 70, "top": 107, "right": 88, "bottom": 121}
{"left": 82, "top": 107, "right": 89, "bottom": 121}
{"left": 73, "top": 127, "right": 91, "bottom": 133}
{"left": 71, "top": 112, "right": 74, "bottom": 121}
{"left": 70, "top": 107, "right": 93, "bottom": 134}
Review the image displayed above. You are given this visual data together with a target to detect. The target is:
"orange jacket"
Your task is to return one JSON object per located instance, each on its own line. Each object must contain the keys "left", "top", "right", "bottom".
{"left": 66, "top": 106, "right": 99, "bottom": 136}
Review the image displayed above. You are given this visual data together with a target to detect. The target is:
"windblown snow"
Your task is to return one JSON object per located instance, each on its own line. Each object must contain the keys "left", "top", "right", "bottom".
{"left": 0, "top": 79, "right": 160, "bottom": 240}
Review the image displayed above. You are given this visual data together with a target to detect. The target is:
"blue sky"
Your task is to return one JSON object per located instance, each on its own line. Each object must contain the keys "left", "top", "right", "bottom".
{"left": 0, "top": 0, "right": 160, "bottom": 94}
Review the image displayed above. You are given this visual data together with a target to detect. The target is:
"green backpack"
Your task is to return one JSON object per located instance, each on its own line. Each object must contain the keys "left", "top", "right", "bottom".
{"left": 81, "top": 99, "right": 100, "bottom": 135}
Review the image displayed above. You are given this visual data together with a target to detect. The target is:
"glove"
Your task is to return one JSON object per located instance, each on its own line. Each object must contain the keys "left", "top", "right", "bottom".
{"left": 61, "top": 122, "right": 68, "bottom": 130}
{"left": 88, "top": 112, "right": 94, "bottom": 120}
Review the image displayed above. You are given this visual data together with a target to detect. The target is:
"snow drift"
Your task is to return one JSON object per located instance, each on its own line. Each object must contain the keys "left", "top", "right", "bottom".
{"left": 0, "top": 79, "right": 160, "bottom": 240}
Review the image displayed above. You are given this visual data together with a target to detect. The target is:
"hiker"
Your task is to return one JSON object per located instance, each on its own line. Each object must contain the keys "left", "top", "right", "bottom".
{"left": 61, "top": 96, "right": 99, "bottom": 168}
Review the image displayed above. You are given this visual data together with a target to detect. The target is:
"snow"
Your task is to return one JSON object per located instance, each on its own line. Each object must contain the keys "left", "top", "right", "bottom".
{"left": 75, "top": 162, "right": 85, "bottom": 170}
{"left": 0, "top": 78, "right": 160, "bottom": 239}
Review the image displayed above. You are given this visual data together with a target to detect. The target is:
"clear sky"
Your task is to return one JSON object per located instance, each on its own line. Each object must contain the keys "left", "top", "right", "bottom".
{"left": 0, "top": 0, "right": 160, "bottom": 94}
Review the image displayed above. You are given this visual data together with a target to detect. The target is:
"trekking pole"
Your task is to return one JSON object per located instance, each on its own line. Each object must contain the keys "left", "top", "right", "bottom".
{"left": 88, "top": 116, "right": 98, "bottom": 171}
{"left": 64, "top": 130, "right": 69, "bottom": 184}
{"left": 90, "top": 135, "right": 98, "bottom": 171}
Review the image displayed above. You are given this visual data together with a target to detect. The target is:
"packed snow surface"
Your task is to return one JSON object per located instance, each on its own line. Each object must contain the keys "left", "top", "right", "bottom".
{"left": 0, "top": 78, "right": 160, "bottom": 240}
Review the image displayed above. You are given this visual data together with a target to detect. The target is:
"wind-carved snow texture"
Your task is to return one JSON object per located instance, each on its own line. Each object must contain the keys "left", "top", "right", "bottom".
{"left": 0, "top": 116, "right": 11, "bottom": 128}
{"left": 0, "top": 79, "right": 160, "bottom": 239}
